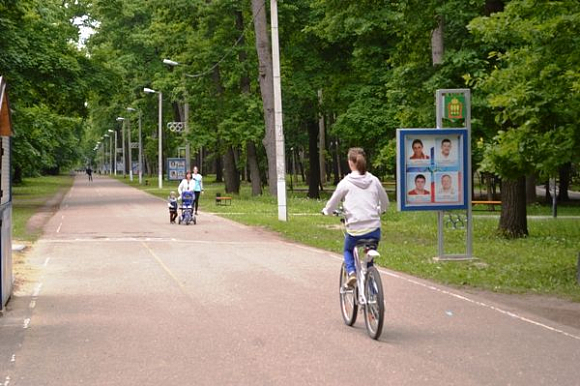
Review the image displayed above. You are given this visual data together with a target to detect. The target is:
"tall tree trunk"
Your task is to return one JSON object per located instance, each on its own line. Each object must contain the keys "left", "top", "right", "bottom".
{"left": 318, "top": 89, "right": 326, "bottom": 186}
{"left": 252, "top": 0, "right": 277, "bottom": 195}
{"left": 332, "top": 140, "right": 340, "bottom": 185}
{"left": 544, "top": 180, "right": 551, "bottom": 203}
{"left": 431, "top": 16, "right": 444, "bottom": 66}
{"left": 223, "top": 147, "right": 240, "bottom": 194}
{"left": 215, "top": 154, "right": 223, "bottom": 182}
{"left": 247, "top": 141, "right": 262, "bottom": 195}
{"left": 212, "top": 66, "right": 237, "bottom": 190}
{"left": 558, "top": 162, "right": 571, "bottom": 201}
{"left": 237, "top": 10, "right": 262, "bottom": 196}
{"left": 485, "top": 0, "right": 505, "bottom": 15}
{"left": 307, "top": 119, "right": 320, "bottom": 199}
{"left": 499, "top": 177, "right": 528, "bottom": 238}
{"left": 526, "top": 174, "right": 537, "bottom": 204}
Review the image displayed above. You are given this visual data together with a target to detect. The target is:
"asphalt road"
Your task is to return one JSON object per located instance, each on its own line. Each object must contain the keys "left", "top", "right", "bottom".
{"left": 1, "top": 175, "right": 579, "bottom": 386}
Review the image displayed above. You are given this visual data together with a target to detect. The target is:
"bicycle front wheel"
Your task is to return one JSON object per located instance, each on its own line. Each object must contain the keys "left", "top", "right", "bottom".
{"left": 364, "top": 267, "right": 385, "bottom": 340}
{"left": 339, "top": 263, "right": 358, "bottom": 326}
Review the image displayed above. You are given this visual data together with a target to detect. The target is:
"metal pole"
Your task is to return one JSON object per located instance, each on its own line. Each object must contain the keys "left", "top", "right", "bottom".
{"left": 271, "top": 0, "right": 287, "bottom": 221}
{"left": 551, "top": 177, "right": 557, "bottom": 218}
{"left": 465, "top": 89, "right": 473, "bottom": 258}
{"left": 185, "top": 101, "right": 190, "bottom": 172}
{"left": 128, "top": 118, "right": 133, "bottom": 181}
{"left": 138, "top": 111, "right": 143, "bottom": 184}
{"left": 122, "top": 120, "right": 126, "bottom": 178}
{"left": 109, "top": 135, "right": 112, "bottom": 174}
{"left": 158, "top": 92, "right": 163, "bottom": 189}
{"left": 114, "top": 129, "right": 118, "bottom": 175}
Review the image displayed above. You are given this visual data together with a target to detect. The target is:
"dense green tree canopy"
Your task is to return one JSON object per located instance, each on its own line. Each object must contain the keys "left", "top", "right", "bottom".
{"left": 1, "top": 0, "right": 578, "bottom": 235}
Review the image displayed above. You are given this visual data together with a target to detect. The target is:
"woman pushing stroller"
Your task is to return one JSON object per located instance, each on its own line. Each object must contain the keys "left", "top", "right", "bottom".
{"left": 177, "top": 171, "right": 197, "bottom": 225}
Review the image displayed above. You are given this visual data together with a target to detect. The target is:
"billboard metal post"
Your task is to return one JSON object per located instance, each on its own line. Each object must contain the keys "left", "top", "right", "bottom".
{"left": 435, "top": 89, "right": 473, "bottom": 260}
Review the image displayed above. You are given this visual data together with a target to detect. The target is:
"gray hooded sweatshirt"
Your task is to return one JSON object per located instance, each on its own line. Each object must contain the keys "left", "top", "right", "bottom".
{"left": 323, "top": 171, "right": 389, "bottom": 235}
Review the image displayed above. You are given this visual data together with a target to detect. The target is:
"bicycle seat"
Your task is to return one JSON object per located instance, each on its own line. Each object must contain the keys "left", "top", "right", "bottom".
{"left": 356, "top": 239, "right": 378, "bottom": 250}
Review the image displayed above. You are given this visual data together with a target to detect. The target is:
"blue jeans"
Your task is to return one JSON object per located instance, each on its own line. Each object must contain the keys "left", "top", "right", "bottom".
{"left": 343, "top": 228, "right": 381, "bottom": 274}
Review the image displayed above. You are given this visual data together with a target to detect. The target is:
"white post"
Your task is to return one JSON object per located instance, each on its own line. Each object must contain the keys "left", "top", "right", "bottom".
{"left": 122, "top": 120, "right": 126, "bottom": 178}
{"left": 109, "top": 135, "right": 112, "bottom": 174}
{"left": 138, "top": 111, "right": 143, "bottom": 184}
{"left": 271, "top": 0, "right": 287, "bottom": 221}
{"left": 158, "top": 92, "right": 163, "bottom": 189}
{"left": 114, "top": 129, "right": 118, "bottom": 175}
{"left": 185, "top": 101, "right": 190, "bottom": 172}
{"left": 127, "top": 118, "right": 133, "bottom": 181}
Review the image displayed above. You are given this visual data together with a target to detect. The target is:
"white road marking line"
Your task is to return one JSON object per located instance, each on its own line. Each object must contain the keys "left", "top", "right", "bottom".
{"left": 39, "top": 238, "right": 277, "bottom": 245}
{"left": 22, "top": 318, "right": 30, "bottom": 329}
{"left": 10, "top": 354, "right": 15, "bottom": 362}
{"left": 29, "top": 300, "right": 36, "bottom": 309}
{"left": 56, "top": 223, "right": 62, "bottom": 233}
{"left": 32, "top": 283, "right": 42, "bottom": 297}
{"left": 4, "top": 376, "right": 10, "bottom": 386}
{"left": 288, "top": 242, "right": 580, "bottom": 342}
{"left": 43, "top": 257, "right": 50, "bottom": 267}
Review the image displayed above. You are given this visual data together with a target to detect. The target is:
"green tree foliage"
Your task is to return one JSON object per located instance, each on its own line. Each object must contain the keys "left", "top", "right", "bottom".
{"left": 470, "top": 0, "right": 580, "bottom": 180}
{"left": 0, "top": 0, "right": 96, "bottom": 180}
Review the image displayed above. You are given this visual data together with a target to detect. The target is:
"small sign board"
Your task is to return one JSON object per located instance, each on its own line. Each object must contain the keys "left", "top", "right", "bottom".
{"left": 396, "top": 128, "right": 468, "bottom": 211}
{"left": 167, "top": 158, "right": 186, "bottom": 181}
{"left": 444, "top": 94, "right": 465, "bottom": 120}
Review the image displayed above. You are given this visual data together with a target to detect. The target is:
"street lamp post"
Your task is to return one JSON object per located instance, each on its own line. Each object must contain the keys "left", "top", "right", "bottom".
{"left": 271, "top": 0, "right": 288, "bottom": 221}
{"left": 121, "top": 112, "right": 133, "bottom": 182}
{"left": 163, "top": 58, "right": 191, "bottom": 172}
{"left": 104, "top": 134, "right": 110, "bottom": 174}
{"left": 127, "top": 107, "right": 142, "bottom": 184}
{"left": 116, "top": 117, "right": 126, "bottom": 178}
{"left": 113, "top": 127, "right": 118, "bottom": 175}
{"left": 144, "top": 87, "right": 163, "bottom": 189}
{"left": 107, "top": 129, "right": 114, "bottom": 174}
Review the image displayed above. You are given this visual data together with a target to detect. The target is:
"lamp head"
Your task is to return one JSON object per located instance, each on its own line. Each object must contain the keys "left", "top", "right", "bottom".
{"left": 126, "top": 107, "right": 136, "bottom": 112}
{"left": 116, "top": 117, "right": 125, "bottom": 122}
{"left": 143, "top": 87, "right": 157, "bottom": 94}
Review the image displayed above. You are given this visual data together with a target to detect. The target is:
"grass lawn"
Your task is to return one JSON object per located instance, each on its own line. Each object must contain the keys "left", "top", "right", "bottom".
{"left": 120, "top": 174, "right": 580, "bottom": 302}
{"left": 12, "top": 174, "right": 74, "bottom": 242}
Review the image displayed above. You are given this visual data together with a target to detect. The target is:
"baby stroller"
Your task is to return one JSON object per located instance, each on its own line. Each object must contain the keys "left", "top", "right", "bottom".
{"left": 179, "top": 191, "right": 197, "bottom": 225}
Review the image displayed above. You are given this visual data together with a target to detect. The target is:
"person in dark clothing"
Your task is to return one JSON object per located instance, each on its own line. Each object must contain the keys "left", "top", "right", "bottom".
{"left": 86, "top": 167, "right": 93, "bottom": 182}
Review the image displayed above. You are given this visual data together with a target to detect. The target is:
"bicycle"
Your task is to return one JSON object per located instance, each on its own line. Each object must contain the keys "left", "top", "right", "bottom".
{"left": 334, "top": 209, "right": 385, "bottom": 340}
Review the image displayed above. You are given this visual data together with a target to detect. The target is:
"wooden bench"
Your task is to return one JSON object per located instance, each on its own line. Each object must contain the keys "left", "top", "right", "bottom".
{"left": 215, "top": 195, "right": 232, "bottom": 206}
{"left": 472, "top": 200, "right": 501, "bottom": 211}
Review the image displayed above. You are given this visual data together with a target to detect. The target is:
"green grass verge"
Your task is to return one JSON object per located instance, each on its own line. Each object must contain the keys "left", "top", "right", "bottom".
{"left": 118, "top": 174, "right": 580, "bottom": 301}
{"left": 12, "top": 174, "right": 74, "bottom": 242}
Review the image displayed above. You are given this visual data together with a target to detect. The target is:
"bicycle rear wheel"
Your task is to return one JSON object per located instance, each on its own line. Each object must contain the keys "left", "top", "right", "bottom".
{"left": 363, "top": 267, "right": 385, "bottom": 340}
{"left": 339, "top": 263, "right": 358, "bottom": 326}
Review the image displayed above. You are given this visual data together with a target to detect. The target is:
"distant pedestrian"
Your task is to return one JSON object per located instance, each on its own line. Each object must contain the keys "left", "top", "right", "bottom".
{"left": 191, "top": 166, "right": 203, "bottom": 215}
{"left": 86, "top": 167, "right": 93, "bottom": 182}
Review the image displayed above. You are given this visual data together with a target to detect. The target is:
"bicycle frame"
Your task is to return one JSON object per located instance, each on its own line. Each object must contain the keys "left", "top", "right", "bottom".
{"left": 352, "top": 245, "right": 380, "bottom": 306}
{"left": 336, "top": 210, "right": 380, "bottom": 306}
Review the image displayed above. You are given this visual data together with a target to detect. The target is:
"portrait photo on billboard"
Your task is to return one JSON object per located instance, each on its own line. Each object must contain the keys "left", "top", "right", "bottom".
{"left": 406, "top": 172, "right": 432, "bottom": 204}
{"left": 407, "top": 138, "right": 433, "bottom": 166}
{"left": 434, "top": 172, "right": 460, "bottom": 203}
{"left": 435, "top": 137, "right": 459, "bottom": 166}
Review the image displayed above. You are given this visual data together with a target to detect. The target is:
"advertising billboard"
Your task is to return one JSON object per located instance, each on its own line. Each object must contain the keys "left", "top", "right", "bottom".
{"left": 396, "top": 128, "right": 468, "bottom": 211}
